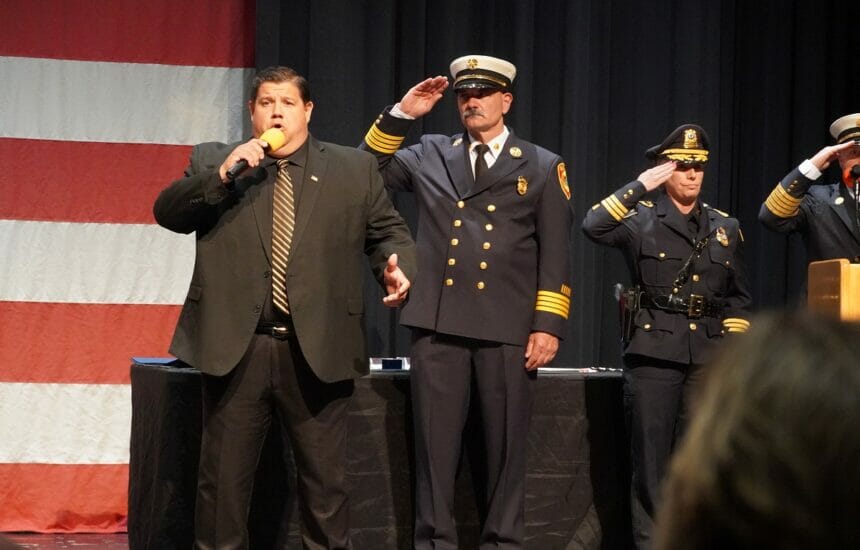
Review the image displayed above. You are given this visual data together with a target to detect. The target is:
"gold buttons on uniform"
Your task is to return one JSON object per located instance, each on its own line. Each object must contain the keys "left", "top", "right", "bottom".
{"left": 453, "top": 219, "right": 462, "bottom": 227}
{"left": 483, "top": 242, "right": 491, "bottom": 250}
{"left": 479, "top": 261, "right": 488, "bottom": 270}
{"left": 644, "top": 323, "right": 651, "bottom": 330}
{"left": 448, "top": 258, "right": 456, "bottom": 266}
{"left": 659, "top": 252, "right": 666, "bottom": 259}
{"left": 692, "top": 274, "right": 700, "bottom": 282}
{"left": 445, "top": 278, "right": 454, "bottom": 286}
{"left": 689, "top": 323, "right": 697, "bottom": 331}
{"left": 487, "top": 204, "right": 496, "bottom": 212}
{"left": 485, "top": 223, "right": 493, "bottom": 231}
{"left": 457, "top": 200, "right": 465, "bottom": 208}
{"left": 725, "top": 260, "right": 731, "bottom": 266}
{"left": 451, "top": 238, "right": 459, "bottom": 246}
{"left": 477, "top": 282, "right": 485, "bottom": 290}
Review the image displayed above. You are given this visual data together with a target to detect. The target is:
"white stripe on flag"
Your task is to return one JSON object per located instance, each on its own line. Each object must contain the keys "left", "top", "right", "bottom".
{"left": 0, "top": 56, "right": 253, "bottom": 145}
{"left": 0, "top": 219, "right": 194, "bottom": 304}
{"left": 0, "top": 382, "right": 131, "bottom": 464}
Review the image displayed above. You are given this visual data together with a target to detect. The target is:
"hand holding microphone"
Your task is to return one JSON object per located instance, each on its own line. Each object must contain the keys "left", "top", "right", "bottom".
{"left": 220, "top": 128, "right": 289, "bottom": 183}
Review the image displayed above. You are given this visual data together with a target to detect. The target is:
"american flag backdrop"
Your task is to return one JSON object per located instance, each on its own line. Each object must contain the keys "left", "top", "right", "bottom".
{"left": 0, "top": 0, "right": 255, "bottom": 532}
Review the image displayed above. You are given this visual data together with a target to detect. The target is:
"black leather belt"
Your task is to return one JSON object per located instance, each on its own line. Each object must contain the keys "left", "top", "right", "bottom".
{"left": 641, "top": 293, "right": 723, "bottom": 319}
{"left": 255, "top": 320, "right": 294, "bottom": 340}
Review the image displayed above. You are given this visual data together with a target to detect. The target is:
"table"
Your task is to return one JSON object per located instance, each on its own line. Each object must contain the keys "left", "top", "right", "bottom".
{"left": 128, "top": 361, "right": 630, "bottom": 549}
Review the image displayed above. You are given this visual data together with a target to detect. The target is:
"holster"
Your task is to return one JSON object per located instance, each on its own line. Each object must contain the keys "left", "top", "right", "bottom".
{"left": 614, "top": 283, "right": 642, "bottom": 344}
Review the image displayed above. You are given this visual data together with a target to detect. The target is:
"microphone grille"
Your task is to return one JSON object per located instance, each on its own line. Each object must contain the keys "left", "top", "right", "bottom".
{"left": 259, "top": 128, "right": 287, "bottom": 152}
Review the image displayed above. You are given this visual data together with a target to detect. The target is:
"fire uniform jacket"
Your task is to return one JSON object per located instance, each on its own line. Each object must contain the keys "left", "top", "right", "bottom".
{"left": 360, "top": 108, "right": 574, "bottom": 345}
{"left": 759, "top": 167, "right": 860, "bottom": 262}
{"left": 583, "top": 180, "right": 752, "bottom": 365}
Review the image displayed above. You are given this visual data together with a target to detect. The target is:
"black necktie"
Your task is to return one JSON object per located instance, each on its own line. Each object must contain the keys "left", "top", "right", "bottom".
{"left": 474, "top": 143, "right": 490, "bottom": 183}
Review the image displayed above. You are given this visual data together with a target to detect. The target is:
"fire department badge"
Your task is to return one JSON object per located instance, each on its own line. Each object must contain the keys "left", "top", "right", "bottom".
{"left": 716, "top": 226, "right": 729, "bottom": 247}
{"left": 517, "top": 176, "right": 528, "bottom": 196}
{"left": 509, "top": 146, "right": 522, "bottom": 158}
{"left": 557, "top": 162, "right": 570, "bottom": 200}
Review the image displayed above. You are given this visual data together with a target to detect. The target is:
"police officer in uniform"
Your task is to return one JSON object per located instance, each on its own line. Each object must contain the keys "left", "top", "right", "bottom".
{"left": 759, "top": 113, "right": 860, "bottom": 264}
{"left": 582, "top": 124, "right": 752, "bottom": 549}
{"left": 360, "top": 55, "right": 573, "bottom": 549}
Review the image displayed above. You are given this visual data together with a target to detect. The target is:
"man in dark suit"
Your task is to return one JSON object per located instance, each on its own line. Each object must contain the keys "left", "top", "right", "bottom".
{"left": 153, "top": 66, "right": 416, "bottom": 550}
{"left": 759, "top": 113, "right": 860, "bottom": 265}
{"left": 360, "top": 55, "right": 573, "bottom": 549}
{"left": 582, "top": 125, "right": 752, "bottom": 549}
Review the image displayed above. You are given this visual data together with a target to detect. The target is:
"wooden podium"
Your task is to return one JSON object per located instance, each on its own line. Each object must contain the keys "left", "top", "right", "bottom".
{"left": 808, "top": 259, "right": 860, "bottom": 321}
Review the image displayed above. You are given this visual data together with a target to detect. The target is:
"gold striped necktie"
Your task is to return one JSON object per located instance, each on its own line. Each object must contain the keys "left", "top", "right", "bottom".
{"left": 272, "top": 159, "right": 295, "bottom": 314}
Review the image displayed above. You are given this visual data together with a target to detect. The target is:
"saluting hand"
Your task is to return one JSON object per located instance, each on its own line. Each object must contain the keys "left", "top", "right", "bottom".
{"left": 382, "top": 253, "right": 411, "bottom": 307}
{"left": 637, "top": 161, "right": 677, "bottom": 191}
{"left": 524, "top": 331, "right": 559, "bottom": 371}
{"left": 810, "top": 141, "right": 858, "bottom": 171}
{"left": 398, "top": 76, "right": 450, "bottom": 118}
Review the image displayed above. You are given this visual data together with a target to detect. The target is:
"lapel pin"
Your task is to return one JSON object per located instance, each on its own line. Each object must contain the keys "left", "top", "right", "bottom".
{"left": 509, "top": 146, "right": 522, "bottom": 158}
{"left": 310, "top": 175, "right": 319, "bottom": 182}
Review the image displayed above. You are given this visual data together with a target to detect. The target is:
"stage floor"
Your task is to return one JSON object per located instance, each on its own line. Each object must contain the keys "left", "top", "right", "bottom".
{"left": 2, "top": 533, "right": 128, "bottom": 549}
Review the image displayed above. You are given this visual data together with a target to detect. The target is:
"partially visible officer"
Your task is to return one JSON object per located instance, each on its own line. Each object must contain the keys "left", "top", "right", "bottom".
{"left": 582, "top": 124, "right": 752, "bottom": 549}
{"left": 760, "top": 112, "right": 860, "bottom": 264}
{"left": 359, "top": 55, "right": 574, "bottom": 549}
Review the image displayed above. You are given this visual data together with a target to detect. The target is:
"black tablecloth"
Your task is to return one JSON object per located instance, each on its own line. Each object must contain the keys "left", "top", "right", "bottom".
{"left": 129, "top": 361, "right": 630, "bottom": 549}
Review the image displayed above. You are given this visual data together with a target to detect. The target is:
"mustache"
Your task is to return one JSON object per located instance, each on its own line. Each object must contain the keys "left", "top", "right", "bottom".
{"left": 463, "top": 108, "right": 484, "bottom": 118}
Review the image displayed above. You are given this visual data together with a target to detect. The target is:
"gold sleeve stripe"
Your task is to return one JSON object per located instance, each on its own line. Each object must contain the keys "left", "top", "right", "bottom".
{"left": 601, "top": 194, "right": 628, "bottom": 222}
{"left": 536, "top": 291, "right": 571, "bottom": 319}
{"left": 723, "top": 318, "right": 750, "bottom": 333}
{"left": 764, "top": 185, "right": 801, "bottom": 218}
{"left": 364, "top": 124, "right": 405, "bottom": 154}
{"left": 767, "top": 187, "right": 802, "bottom": 213}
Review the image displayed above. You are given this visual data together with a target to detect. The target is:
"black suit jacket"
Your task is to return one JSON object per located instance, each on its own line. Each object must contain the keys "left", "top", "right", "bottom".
{"left": 153, "top": 136, "right": 416, "bottom": 381}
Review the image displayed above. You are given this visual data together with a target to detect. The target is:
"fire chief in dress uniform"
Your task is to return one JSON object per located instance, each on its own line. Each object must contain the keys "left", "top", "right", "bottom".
{"left": 582, "top": 124, "right": 752, "bottom": 549}
{"left": 359, "top": 55, "right": 573, "bottom": 549}
{"left": 759, "top": 113, "right": 860, "bottom": 266}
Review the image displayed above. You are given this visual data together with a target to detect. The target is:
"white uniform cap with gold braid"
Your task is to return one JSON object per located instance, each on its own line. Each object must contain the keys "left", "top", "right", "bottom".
{"left": 829, "top": 113, "right": 860, "bottom": 144}
{"left": 449, "top": 55, "right": 517, "bottom": 91}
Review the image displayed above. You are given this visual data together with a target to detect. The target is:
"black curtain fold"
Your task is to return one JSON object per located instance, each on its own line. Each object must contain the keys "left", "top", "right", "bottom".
{"left": 257, "top": 0, "right": 860, "bottom": 367}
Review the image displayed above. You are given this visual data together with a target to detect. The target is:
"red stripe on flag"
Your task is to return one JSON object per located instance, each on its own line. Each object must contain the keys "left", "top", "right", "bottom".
{"left": 0, "top": 139, "right": 192, "bottom": 224}
{"left": 0, "top": 463, "right": 128, "bottom": 533}
{"left": 0, "top": 302, "right": 181, "bottom": 384}
{"left": 0, "top": 0, "right": 255, "bottom": 67}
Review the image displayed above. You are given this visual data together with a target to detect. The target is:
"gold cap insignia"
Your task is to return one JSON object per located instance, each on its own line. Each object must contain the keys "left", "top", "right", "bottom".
{"left": 835, "top": 196, "right": 845, "bottom": 205}
{"left": 467, "top": 58, "right": 479, "bottom": 69}
{"left": 509, "top": 146, "right": 522, "bottom": 158}
{"left": 557, "top": 162, "right": 570, "bottom": 200}
{"left": 684, "top": 128, "right": 699, "bottom": 149}
{"left": 517, "top": 175, "right": 528, "bottom": 196}
{"left": 716, "top": 226, "right": 729, "bottom": 247}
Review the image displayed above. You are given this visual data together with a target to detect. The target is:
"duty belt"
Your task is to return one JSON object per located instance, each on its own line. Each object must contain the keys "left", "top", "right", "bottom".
{"left": 641, "top": 293, "right": 723, "bottom": 319}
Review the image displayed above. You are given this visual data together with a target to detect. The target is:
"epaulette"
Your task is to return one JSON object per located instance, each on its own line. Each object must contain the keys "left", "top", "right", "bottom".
{"left": 638, "top": 200, "right": 654, "bottom": 208}
{"left": 704, "top": 203, "right": 730, "bottom": 217}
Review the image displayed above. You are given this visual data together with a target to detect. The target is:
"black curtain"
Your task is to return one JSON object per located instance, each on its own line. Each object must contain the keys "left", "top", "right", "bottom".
{"left": 256, "top": 0, "right": 860, "bottom": 368}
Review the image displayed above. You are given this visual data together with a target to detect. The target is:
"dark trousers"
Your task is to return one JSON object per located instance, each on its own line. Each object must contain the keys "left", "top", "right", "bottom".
{"left": 622, "top": 354, "right": 706, "bottom": 550}
{"left": 194, "top": 333, "right": 354, "bottom": 550}
{"left": 410, "top": 329, "right": 534, "bottom": 550}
